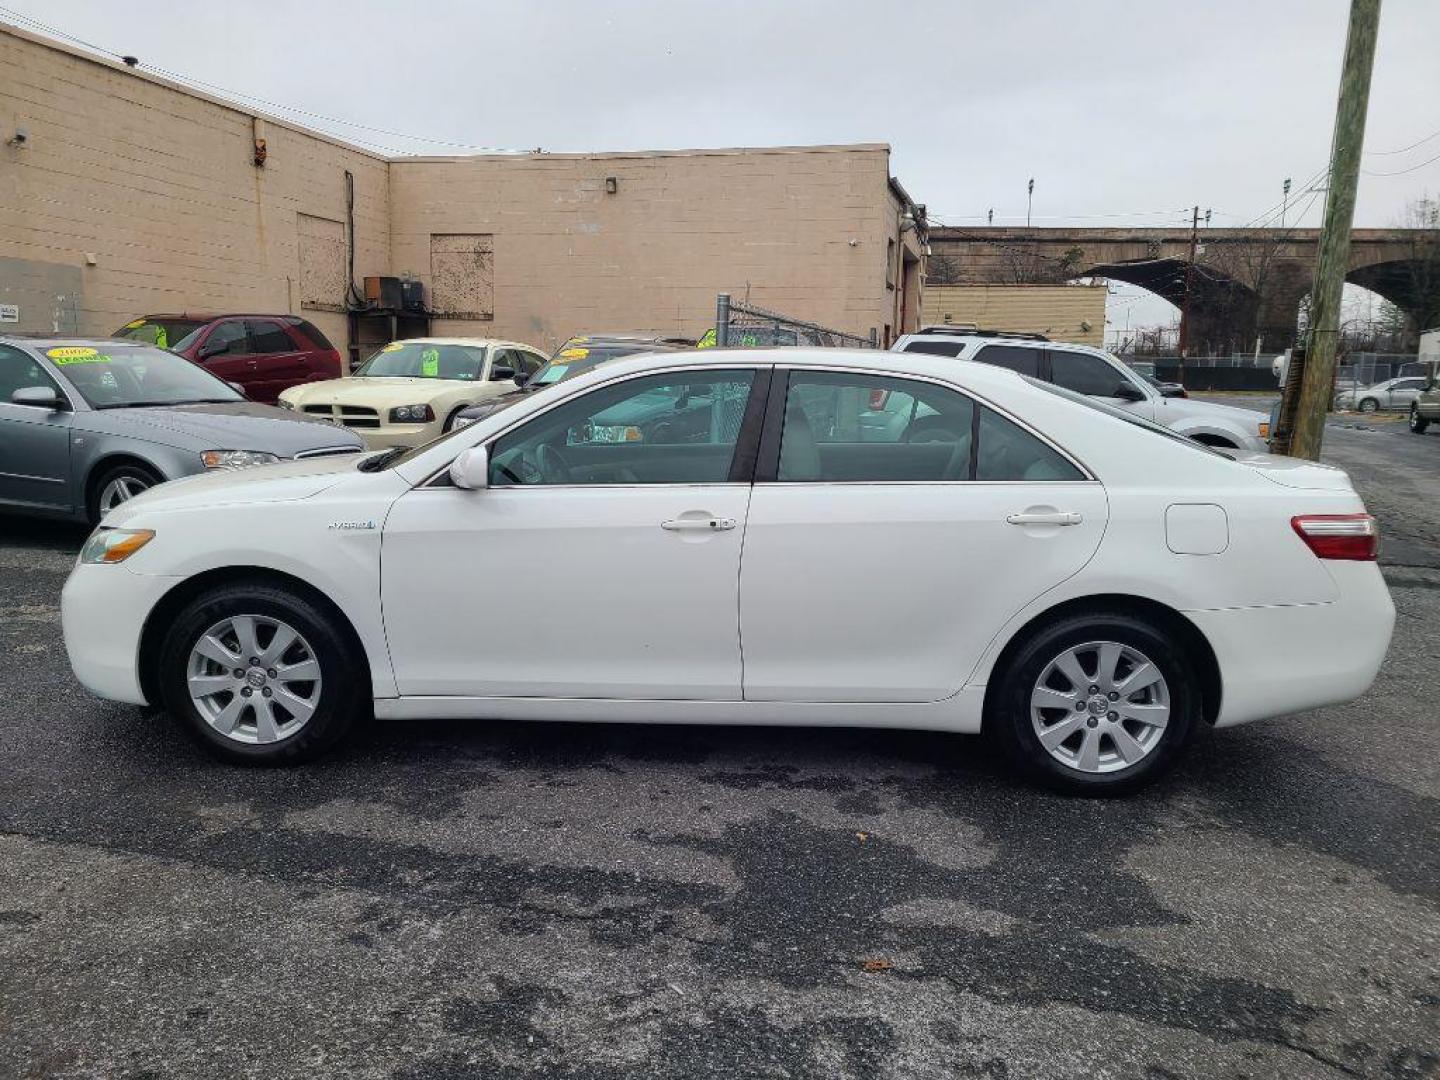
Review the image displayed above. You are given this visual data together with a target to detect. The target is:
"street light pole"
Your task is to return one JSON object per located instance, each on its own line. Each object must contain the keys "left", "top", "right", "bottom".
{"left": 1280, "top": 177, "right": 1292, "bottom": 229}
{"left": 1178, "top": 205, "right": 1200, "bottom": 360}
{"left": 1026, "top": 178, "right": 1034, "bottom": 227}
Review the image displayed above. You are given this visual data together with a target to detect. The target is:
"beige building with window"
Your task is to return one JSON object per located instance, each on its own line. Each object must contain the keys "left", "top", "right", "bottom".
{"left": 1, "top": 23, "right": 926, "bottom": 359}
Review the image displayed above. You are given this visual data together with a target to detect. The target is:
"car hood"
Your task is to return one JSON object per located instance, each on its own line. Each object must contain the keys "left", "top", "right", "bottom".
{"left": 283, "top": 377, "right": 483, "bottom": 409}
{"left": 1155, "top": 397, "right": 1265, "bottom": 425}
{"left": 1231, "top": 451, "right": 1355, "bottom": 491}
{"left": 457, "top": 387, "right": 533, "bottom": 418}
{"left": 102, "top": 452, "right": 375, "bottom": 524}
{"left": 77, "top": 402, "right": 366, "bottom": 456}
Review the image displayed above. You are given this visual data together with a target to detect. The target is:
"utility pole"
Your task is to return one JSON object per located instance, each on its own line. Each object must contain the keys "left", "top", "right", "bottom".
{"left": 1280, "top": 177, "right": 1292, "bottom": 229}
{"left": 987, "top": 208, "right": 994, "bottom": 225}
{"left": 1289, "top": 0, "right": 1381, "bottom": 460}
{"left": 1178, "top": 205, "right": 1200, "bottom": 359}
{"left": 1026, "top": 178, "right": 1034, "bottom": 227}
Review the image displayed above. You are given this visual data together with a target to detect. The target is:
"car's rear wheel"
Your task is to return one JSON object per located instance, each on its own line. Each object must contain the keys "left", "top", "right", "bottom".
{"left": 1410, "top": 405, "right": 1429, "bottom": 433}
{"left": 158, "top": 582, "right": 364, "bottom": 764}
{"left": 1357, "top": 397, "right": 1379, "bottom": 413}
{"left": 88, "top": 463, "right": 161, "bottom": 524}
{"left": 989, "top": 612, "right": 1199, "bottom": 796}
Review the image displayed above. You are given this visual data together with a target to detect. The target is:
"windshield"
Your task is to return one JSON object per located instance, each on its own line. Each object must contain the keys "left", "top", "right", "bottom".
{"left": 529, "top": 343, "right": 674, "bottom": 387}
{"left": 1025, "top": 377, "right": 1227, "bottom": 458}
{"left": 355, "top": 341, "right": 488, "bottom": 380}
{"left": 112, "top": 317, "right": 205, "bottom": 351}
{"left": 45, "top": 344, "right": 243, "bottom": 409}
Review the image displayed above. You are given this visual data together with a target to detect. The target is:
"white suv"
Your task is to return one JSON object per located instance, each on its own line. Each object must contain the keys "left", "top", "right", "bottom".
{"left": 892, "top": 328, "right": 1269, "bottom": 453}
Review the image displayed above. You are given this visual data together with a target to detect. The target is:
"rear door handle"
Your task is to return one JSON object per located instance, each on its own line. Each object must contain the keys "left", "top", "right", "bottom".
{"left": 1007, "top": 511, "right": 1082, "bottom": 526}
{"left": 661, "top": 517, "right": 736, "bottom": 531}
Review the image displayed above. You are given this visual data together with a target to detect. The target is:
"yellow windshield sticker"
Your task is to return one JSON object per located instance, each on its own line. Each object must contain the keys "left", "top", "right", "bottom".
{"left": 559, "top": 347, "right": 589, "bottom": 360}
{"left": 381, "top": 342, "right": 405, "bottom": 353}
{"left": 696, "top": 328, "right": 717, "bottom": 348}
{"left": 123, "top": 318, "right": 146, "bottom": 329}
{"left": 421, "top": 347, "right": 440, "bottom": 377}
{"left": 571, "top": 336, "right": 590, "bottom": 344}
{"left": 47, "top": 347, "right": 105, "bottom": 363}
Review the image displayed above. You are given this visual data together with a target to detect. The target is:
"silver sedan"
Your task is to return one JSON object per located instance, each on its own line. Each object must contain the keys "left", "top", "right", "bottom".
{"left": 0, "top": 337, "right": 364, "bottom": 523}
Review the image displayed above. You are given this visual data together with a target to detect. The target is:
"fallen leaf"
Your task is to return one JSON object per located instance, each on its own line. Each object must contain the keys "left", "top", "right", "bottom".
{"left": 856, "top": 832, "right": 868, "bottom": 843}
{"left": 861, "top": 958, "right": 892, "bottom": 973}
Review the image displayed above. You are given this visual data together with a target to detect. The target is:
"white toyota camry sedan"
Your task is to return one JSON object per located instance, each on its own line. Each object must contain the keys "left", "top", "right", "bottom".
{"left": 61, "top": 349, "right": 1395, "bottom": 794}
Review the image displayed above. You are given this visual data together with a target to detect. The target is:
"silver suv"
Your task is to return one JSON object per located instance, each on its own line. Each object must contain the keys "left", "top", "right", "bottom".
{"left": 892, "top": 328, "right": 1268, "bottom": 453}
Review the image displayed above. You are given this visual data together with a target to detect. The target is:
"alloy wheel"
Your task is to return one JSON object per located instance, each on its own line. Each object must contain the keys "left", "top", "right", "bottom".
{"left": 1030, "top": 640, "right": 1170, "bottom": 774}
{"left": 185, "top": 614, "right": 323, "bottom": 745}
{"left": 98, "top": 475, "right": 150, "bottom": 511}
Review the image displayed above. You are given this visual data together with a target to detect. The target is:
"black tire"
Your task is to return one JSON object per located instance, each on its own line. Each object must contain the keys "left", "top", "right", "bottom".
{"left": 1410, "top": 405, "right": 1429, "bottom": 434}
{"left": 988, "top": 611, "right": 1200, "bottom": 796}
{"left": 87, "top": 462, "right": 161, "bottom": 524}
{"left": 157, "top": 581, "right": 366, "bottom": 765}
{"left": 1357, "top": 398, "right": 1379, "bottom": 413}
{"left": 443, "top": 405, "right": 469, "bottom": 433}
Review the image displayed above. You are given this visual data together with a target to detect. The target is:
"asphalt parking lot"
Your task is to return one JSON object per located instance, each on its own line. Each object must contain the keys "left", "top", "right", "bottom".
{"left": 1, "top": 411, "right": 1436, "bottom": 1080}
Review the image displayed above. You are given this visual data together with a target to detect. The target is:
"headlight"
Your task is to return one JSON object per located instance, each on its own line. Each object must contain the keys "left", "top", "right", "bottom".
{"left": 388, "top": 404, "right": 435, "bottom": 423}
{"left": 200, "top": 450, "right": 281, "bottom": 469}
{"left": 81, "top": 528, "right": 155, "bottom": 564}
{"left": 452, "top": 415, "right": 476, "bottom": 429}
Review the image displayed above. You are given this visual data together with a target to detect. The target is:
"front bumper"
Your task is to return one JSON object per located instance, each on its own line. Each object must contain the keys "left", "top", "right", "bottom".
{"left": 61, "top": 562, "right": 180, "bottom": 705}
{"left": 1187, "top": 560, "right": 1395, "bottom": 728}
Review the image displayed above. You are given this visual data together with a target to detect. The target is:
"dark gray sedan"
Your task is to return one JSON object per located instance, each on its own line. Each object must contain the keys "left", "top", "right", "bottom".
{"left": 0, "top": 337, "right": 364, "bottom": 523}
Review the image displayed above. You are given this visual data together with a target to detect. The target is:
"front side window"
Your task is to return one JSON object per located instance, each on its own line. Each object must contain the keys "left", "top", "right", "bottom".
{"left": 775, "top": 370, "right": 1084, "bottom": 483}
{"left": 202, "top": 321, "right": 250, "bottom": 356}
{"left": 41, "top": 344, "right": 243, "bottom": 409}
{"left": 1050, "top": 350, "right": 1135, "bottom": 398}
{"left": 0, "top": 344, "right": 64, "bottom": 404}
{"left": 355, "top": 342, "right": 488, "bottom": 380}
{"left": 489, "top": 370, "right": 756, "bottom": 486}
{"left": 974, "top": 344, "right": 1042, "bottom": 377}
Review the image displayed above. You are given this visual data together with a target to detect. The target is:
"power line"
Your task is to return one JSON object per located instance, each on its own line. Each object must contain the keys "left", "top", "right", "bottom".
{"left": 1366, "top": 125, "right": 1440, "bottom": 155}
{"left": 0, "top": 5, "right": 524, "bottom": 155}
{"left": 1362, "top": 148, "right": 1440, "bottom": 177}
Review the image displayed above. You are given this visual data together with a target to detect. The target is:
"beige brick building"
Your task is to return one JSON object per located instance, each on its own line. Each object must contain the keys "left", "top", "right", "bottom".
{"left": 1, "top": 24, "right": 925, "bottom": 359}
{"left": 921, "top": 285, "right": 1107, "bottom": 347}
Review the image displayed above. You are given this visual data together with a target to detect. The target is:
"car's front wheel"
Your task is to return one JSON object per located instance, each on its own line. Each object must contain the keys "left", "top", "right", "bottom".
{"left": 88, "top": 463, "right": 161, "bottom": 524}
{"left": 989, "top": 612, "right": 1199, "bottom": 796}
{"left": 1410, "top": 405, "right": 1429, "bottom": 433}
{"left": 1357, "top": 397, "right": 1379, "bottom": 413}
{"left": 158, "top": 581, "right": 365, "bottom": 764}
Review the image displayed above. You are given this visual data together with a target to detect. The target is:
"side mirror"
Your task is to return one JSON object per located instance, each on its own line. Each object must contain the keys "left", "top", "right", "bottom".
{"left": 1113, "top": 383, "right": 1147, "bottom": 402}
{"left": 226, "top": 382, "right": 247, "bottom": 396}
{"left": 11, "top": 385, "right": 62, "bottom": 409}
{"left": 449, "top": 445, "right": 489, "bottom": 490}
{"left": 197, "top": 342, "right": 223, "bottom": 360}
{"left": 513, "top": 372, "right": 530, "bottom": 388}
{"left": 490, "top": 365, "right": 516, "bottom": 382}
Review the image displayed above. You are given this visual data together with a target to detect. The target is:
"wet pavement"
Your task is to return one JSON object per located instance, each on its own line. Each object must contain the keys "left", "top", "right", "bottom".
{"left": 0, "top": 420, "right": 1436, "bottom": 1080}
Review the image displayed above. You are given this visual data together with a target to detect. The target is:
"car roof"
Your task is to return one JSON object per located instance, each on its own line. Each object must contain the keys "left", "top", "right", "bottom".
{"left": 564, "top": 334, "right": 696, "bottom": 347}
{"left": 129, "top": 313, "right": 301, "bottom": 322}
{"left": 2, "top": 336, "right": 155, "bottom": 350}
{"left": 389, "top": 337, "right": 538, "bottom": 349}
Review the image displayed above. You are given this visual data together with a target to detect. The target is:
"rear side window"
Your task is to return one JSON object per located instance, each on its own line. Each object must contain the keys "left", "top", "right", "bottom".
{"left": 292, "top": 319, "right": 335, "bottom": 351}
{"left": 976, "top": 407, "right": 1084, "bottom": 481}
{"left": 974, "top": 345, "right": 1042, "bottom": 377}
{"left": 246, "top": 320, "right": 293, "bottom": 354}
{"left": 1050, "top": 351, "right": 1132, "bottom": 397}
{"left": 902, "top": 340, "right": 967, "bottom": 358}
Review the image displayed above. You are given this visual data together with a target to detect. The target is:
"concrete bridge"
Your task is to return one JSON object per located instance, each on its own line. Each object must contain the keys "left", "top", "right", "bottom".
{"left": 927, "top": 226, "right": 1440, "bottom": 353}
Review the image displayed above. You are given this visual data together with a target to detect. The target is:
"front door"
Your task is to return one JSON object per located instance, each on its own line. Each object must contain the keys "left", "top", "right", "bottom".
{"left": 244, "top": 319, "right": 309, "bottom": 402}
{"left": 0, "top": 345, "right": 74, "bottom": 513}
{"left": 382, "top": 367, "right": 766, "bottom": 699}
{"left": 740, "top": 369, "right": 1107, "bottom": 702}
{"left": 194, "top": 320, "right": 255, "bottom": 397}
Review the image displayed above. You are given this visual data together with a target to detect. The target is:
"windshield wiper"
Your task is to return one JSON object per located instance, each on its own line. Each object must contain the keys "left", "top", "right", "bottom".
{"left": 357, "top": 446, "right": 407, "bottom": 472}
{"left": 94, "top": 398, "right": 237, "bottom": 409}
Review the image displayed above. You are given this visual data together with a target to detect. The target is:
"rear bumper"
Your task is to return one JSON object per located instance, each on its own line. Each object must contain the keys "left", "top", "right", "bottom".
{"left": 61, "top": 562, "right": 179, "bottom": 705}
{"left": 1187, "top": 560, "right": 1395, "bottom": 728}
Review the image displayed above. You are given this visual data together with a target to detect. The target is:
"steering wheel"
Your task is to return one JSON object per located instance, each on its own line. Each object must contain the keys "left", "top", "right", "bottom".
{"left": 535, "top": 443, "right": 572, "bottom": 484}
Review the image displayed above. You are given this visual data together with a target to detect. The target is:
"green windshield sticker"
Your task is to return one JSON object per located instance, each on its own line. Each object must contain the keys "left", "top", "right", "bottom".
{"left": 421, "top": 347, "right": 440, "bottom": 377}
{"left": 154, "top": 326, "right": 168, "bottom": 349}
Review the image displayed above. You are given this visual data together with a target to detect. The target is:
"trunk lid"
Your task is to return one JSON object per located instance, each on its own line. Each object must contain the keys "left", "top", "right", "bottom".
{"left": 1233, "top": 451, "right": 1356, "bottom": 491}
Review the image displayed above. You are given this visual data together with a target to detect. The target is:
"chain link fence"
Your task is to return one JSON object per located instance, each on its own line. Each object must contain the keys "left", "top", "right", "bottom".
{"left": 712, "top": 294, "right": 877, "bottom": 349}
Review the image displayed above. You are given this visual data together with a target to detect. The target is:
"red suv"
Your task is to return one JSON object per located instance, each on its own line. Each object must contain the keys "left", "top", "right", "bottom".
{"left": 113, "top": 314, "right": 343, "bottom": 404}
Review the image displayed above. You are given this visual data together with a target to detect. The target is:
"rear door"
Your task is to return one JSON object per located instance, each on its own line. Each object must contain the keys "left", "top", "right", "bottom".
{"left": 739, "top": 368, "right": 1107, "bottom": 703}
{"left": 244, "top": 318, "right": 308, "bottom": 403}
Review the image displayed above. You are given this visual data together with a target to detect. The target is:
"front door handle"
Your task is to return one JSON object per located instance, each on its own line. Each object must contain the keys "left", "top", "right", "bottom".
{"left": 661, "top": 516, "right": 736, "bottom": 531}
{"left": 1007, "top": 511, "right": 1082, "bottom": 526}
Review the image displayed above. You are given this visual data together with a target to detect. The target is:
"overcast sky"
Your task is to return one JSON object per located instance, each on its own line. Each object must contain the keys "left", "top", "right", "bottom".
{"left": 11, "top": 0, "right": 1440, "bottom": 336}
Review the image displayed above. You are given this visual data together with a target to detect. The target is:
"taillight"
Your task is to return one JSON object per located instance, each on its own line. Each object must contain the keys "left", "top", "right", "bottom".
{"left": 1291, "top": 514, "right": 1379, "bottom": 561}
